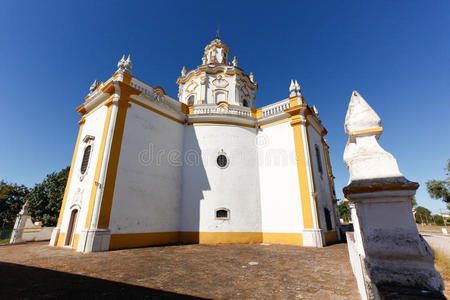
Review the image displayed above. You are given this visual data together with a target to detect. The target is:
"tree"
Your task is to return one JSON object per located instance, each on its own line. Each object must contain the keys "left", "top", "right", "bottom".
{"left": 426, "top": 159, "right": 450, "bottom": 208}
{"left": 0, "top": 181, "right": 29, "bottom": 225}
{"left": 25, "top": 166, "right": 69, "bottom": 226}
{"left": 414, "top": 206, "right": 431, "bottom": 224}
{"left": 410, "top": 196, "right": 417, "bottom": 208}
{"left": 338, "top": 200, "right": 350, "bottom": 223}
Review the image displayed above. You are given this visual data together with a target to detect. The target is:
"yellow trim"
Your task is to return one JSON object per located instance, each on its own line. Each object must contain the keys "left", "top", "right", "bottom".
{"left": 109, "top": 232, "right": 304, "bottom": 250}
{"left": 181, "top": 232, "right": 263, "bottom": 244}
{"left": 305, "top": 124, "right": 321, "bottom": 229}
{"left": 72, "top": 233, "right": 80, "bottom": 249}
{"left": 129, "top": 99, "right": 184, "bottom": 124}
{"left": 23, "top": 230, "right": 40, "bottom": 233}
{"left": 122, "top": 73, "right": 132, "bottom": 85}
{"left": 190, "top": 121, "right": 255, "bottom": 128}
{"left": 84, "top": 103, "right": 114, "bottom": 229}
{"left": 260, "top": 118, "right": 290, "bottom": 128}
{"left": 110, "top": 232, "right": 179, "bottom": 250}
{"left": 290, "top": 115, "right": 314, "bottom": 229}
{"left": 97, "top": 97, "right": 131, "bottom": 229}
{"left": 324, "top": 231, "right": 337, "bottom": 244}
{"left": 82, "top": 96, "right": 116, "bottom": 118}
{"left": 251, "top": 108, "right": 262, "bottom": 118}
{"left": 56, "top": 121, "right": 85, "bottom": 227}
{"left": 56, "top": 232, "right": 66, "bottom": 247}
{"left": 289, "top": 96, "right": 298, "bottom": 106}
{"left": 349, "top": 127, "right": 383, "bottom": 136}
{"left": 262, "top": 233, "right": 303, "bottom": 246}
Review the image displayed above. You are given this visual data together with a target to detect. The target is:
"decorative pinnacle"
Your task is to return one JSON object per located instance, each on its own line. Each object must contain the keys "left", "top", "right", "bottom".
{"left": 232, "top": 56, "right": 238, "bottom": 67}
{"left": 344, "top": 91, "right": 381, "bottom": 136}
{"left": 117, "top": 54, "right": 132, "bottom": 74}
{"left": 181, "top": 66, "right": 186, "bottom": 77}
{"left": 250, "top": 72, "right": 254, "bottom": 82}
{"left": 89, "top": 79, "right": 99, "bottom": 93}
{"left": 294, "top": 80, "right": 301, "bottom": 95}
{"left": 289, "top": 80, "right": 296, "bottom": 97}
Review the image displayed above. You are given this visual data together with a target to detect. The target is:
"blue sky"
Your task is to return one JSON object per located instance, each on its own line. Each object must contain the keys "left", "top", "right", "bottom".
{"left": 1, "top": 1, "right": 449, "bottom": 213}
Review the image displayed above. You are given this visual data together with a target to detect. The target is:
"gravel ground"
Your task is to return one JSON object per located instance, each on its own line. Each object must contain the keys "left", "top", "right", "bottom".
{"left": 0, "top": 242, "right": 359, "bottom": 299}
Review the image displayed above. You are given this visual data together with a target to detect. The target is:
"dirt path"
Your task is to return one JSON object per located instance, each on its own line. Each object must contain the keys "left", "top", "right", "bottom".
{"left": 0, "top": 242, "right": 358, "bottom": 299}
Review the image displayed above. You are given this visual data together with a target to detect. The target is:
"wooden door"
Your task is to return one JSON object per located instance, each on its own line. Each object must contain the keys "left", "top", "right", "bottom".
{"left": 65, "top": 209, "right": 78, "bottom": 246}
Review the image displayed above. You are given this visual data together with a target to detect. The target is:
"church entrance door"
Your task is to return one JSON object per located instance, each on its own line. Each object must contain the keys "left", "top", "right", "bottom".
{"left": 65, "top": 209, "right": 78, "bottom": 246}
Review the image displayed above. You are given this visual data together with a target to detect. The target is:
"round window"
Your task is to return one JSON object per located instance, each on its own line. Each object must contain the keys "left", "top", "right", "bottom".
{"left": 217, "top": 154, "right": 228, "bottom": 168}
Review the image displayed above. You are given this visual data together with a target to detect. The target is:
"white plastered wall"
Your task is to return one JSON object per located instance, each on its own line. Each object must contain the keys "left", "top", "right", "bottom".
{"left": 258, "top": 121, "right": 304, "bottom": 233}
{"left": 108, "top": 103, "right": 184, "bottom": 234}
{"left": 180, "top": 124, "right": 262, "bottom": 233}
{"left": 60, "top": 106, "right": 109, "bottom": 243}
{"left": 307, "top": 125, "right": 336, "bottom": 231}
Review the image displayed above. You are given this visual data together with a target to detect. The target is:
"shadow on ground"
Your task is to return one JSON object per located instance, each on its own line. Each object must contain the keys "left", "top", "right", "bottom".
{"left": 0, "top": 262, "right": 204, "bottom": 299}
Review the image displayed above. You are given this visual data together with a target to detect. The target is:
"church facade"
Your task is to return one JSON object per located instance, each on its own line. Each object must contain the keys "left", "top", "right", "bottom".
{"left": 50, "top": 38, "right": 340, "bottom": 252}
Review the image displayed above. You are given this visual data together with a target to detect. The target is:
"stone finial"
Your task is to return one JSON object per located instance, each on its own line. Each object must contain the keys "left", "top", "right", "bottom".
{"left": 343, "top": 90, "right": 443, "bottom": 298}
{"left": 19, "top": 201, "right": 29, "bottom": 215}
{"left": 344, "top": 91, "right": 381, "bottom": 136}
{"left": 89, "top": 80, "right": 99, "bottom": 93}
{"left": 343, "top": 91, "right": 406, "bottom": 184}
{"left": 249, "top": 72, "right": 254, "bottom": 82}
{"left": 117, "top": 54, "right": 132, "bottom": 74}
{"left": 294, "top": 80, "right": 301, "bottom": 96}
{"left": 289, "top": 80, "right": 296, "bottom": 97}
{"left": 181, "top": 66, "right": 186, "bottom": 77}
{"left": 313, "top": 105, "right": 319, "bottom": 116}
{"left": 232, "top": 56, "right": 238, "bottom": 67}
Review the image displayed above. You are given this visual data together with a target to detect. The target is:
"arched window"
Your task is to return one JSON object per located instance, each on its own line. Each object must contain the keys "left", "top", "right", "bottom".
{"left": 187, "top": 95, "right": 194, "bottom": 105}
{"left": 242, "top": 99, "right": 249, "bottom": 107}
{"left": 215, "top": 91, "right": 226, "bottom": 103}
{"left": 215, "top": 208, "right": 230, "bottom": 220}
{"left": 80, "top": 145, "right": 92, "bottom": 175}
{"left": 315, "top": 145, "right": 323, "bottom": 175}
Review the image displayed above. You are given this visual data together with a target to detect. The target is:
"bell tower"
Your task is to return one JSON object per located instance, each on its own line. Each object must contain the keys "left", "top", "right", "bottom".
{"left": 176, "top": 37, "right": 257, "bottom": 108}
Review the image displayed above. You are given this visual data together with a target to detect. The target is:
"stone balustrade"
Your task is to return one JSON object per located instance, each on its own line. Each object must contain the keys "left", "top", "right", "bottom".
{"left": 261, "top": 98, "right": 290, "bottom": 117}
{"left": 192, "top": 104, "right": 252, "bottom": 118}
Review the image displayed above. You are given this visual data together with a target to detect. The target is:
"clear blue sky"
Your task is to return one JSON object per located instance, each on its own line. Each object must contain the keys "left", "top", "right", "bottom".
{"left": 1, "top": 1, "right": 449, "bottom": 213}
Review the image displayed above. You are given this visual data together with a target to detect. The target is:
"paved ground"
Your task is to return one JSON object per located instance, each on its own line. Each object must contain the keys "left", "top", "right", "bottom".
{"left": 0, "top": 242, "right": 359, "bottom": 299}
{"left": 422, "top": 233, "right": 450, "bottom": 258}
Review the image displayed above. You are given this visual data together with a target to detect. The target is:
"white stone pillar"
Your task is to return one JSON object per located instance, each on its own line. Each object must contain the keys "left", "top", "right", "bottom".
{"left": 9, "top": 202, "right": 29, "bottom": 244}
{"left": 343, "top": 91, "right": 444, "bottom": 299}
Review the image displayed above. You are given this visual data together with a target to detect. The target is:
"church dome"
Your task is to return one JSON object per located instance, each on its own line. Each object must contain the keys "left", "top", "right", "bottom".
{"left": 202, "top": 38, "right": 230, "bottom": 65}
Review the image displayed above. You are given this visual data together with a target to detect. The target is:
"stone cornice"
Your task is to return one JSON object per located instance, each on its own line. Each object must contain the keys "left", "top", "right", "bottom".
{"left": 176, "top": 65, "right": 257, "bottom": 90}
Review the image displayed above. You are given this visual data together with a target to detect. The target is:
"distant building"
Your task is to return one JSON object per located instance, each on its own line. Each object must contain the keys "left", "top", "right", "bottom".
{"left": 50, "top": 37, "right": 339, "bottom": 252}
{"left": 439, "top": 212, "right": 449, "bottom": 219}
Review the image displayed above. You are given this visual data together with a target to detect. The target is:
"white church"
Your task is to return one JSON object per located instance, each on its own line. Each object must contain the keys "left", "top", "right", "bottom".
{"left": 50, "top": 37, "right": 340, "bottom": 252}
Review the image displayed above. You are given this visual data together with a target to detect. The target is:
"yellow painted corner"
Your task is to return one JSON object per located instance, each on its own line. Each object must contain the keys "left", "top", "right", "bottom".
{"left": 291, "top": 120, "right": 314, "bottom": 229}
{"left": 56, "top": 232, "right": 66, "bottom": 247}
{"left": 56, "top": 121, "right": 85, "bottom": 228}
{"left": 72, "top": 233, "right": 80, "bottom": 249}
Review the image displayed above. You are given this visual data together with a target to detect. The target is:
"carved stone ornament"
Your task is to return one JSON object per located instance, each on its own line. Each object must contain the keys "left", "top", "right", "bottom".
{"left": 212, "top": 75, "right": 229, "bottom": 88}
